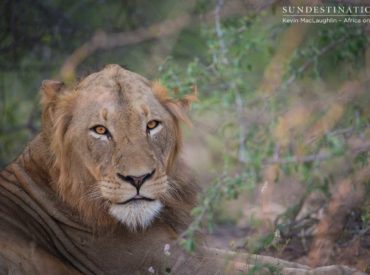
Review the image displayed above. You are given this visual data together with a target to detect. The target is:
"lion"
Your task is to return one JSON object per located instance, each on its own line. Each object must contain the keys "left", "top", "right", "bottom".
{"left": 0, "top": 64, "right": 359, "bottom": 274}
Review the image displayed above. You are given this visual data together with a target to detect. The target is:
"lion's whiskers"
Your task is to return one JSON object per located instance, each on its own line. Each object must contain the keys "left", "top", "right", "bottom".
{"left": 77, "top": 184, "right": 103, "bottom": 206}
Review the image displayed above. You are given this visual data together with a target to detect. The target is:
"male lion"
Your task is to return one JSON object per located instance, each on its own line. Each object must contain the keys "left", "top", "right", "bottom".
{"left": 0, "top": 65, "right": 359, "bottom": 274}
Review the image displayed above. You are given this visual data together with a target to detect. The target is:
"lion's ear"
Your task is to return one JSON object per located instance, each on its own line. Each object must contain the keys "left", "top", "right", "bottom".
{"left": 41, "top": 80, "right": 64, "bottom": 106}
{"left": 152, "top": 81, "right": 198, "bottom": 126}
{"left": 175, "top": 85, "right": 198, "bottom": 113}
{"left": 40, "top": 80, "right": 65, "bottom": 133}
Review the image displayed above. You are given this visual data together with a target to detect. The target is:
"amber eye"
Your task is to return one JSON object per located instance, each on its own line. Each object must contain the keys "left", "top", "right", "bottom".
{"left": 92, "top": 125, "right": 108, "bottom": 135}
{"left": 147, "top": 120, "right": 159, "bottom": 130}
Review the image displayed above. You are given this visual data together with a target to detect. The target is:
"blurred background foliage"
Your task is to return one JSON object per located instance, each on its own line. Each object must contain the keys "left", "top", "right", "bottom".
{"left": 1, "top": 0, "right": 369, "bottom": 270}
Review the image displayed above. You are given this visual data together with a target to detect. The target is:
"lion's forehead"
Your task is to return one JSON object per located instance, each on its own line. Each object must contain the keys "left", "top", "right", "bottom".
{"left": 76, "top": 86, "right": 161, "bottom": 116}
{"left": 78, "top": 64, "right": 151, "bottom": 95}
{"left": 77, "top": 66, "right": 156, "bottom": 103}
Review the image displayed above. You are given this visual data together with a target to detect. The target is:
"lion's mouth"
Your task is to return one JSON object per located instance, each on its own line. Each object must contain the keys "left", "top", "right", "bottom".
{"left": 116, "top": 195, "right": 155, "bottom": 205}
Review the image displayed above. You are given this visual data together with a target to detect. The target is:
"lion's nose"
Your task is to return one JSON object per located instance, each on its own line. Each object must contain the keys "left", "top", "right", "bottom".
{"left": 116, "top": 169, "right": 155, "bottom": 192}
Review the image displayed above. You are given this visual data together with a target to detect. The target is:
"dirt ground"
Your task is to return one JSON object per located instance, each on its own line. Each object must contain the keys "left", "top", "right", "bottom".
{"left": 206, "top": 217, "right": 370, "bottom": 273}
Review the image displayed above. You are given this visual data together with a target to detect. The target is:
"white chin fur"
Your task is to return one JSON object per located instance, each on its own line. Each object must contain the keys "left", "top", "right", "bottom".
{"left": 109, "top": 200, "right": 162, "bottom": 231}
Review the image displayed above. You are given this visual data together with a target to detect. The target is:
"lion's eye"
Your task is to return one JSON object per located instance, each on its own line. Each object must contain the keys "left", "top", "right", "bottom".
{"left": 147, "top": 120, "right": 160, "bottom": 130}
{"left": 92, "top": 125, "right": 108, "bottom": 135}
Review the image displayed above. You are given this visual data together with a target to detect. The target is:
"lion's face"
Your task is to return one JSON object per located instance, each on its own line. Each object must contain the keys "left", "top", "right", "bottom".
{"left": 73, "top": 73, "right": 176, "bottom": 230}
{"left": 42, "top": 65, "right": 195, "bottom": 231}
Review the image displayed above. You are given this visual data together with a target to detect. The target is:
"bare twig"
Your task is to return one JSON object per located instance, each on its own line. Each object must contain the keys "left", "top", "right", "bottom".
{"left": 264, "top": 152, "right": 332, "bottom": 165}
{"left": 327, "top": 127, "right": 353, "bottom": 137}
{"left": 214, "top": 0, "right": 227, "bottom": 64}
{"left": 284, "top": 34, "right": 351, "bottom": 87}
{"left": 233, "top": 138, "right": 370, "bottom": 167}
{"left": 235, "top": 92, "right": 248, "bottom": 162}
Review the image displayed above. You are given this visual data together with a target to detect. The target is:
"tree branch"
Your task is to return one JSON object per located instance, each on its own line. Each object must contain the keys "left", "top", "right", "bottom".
{"left": 284, "top": 34, "right": 351, "bottom": 87}
{"left": 59, "top": 0, "right": 276, "bottom": 82}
